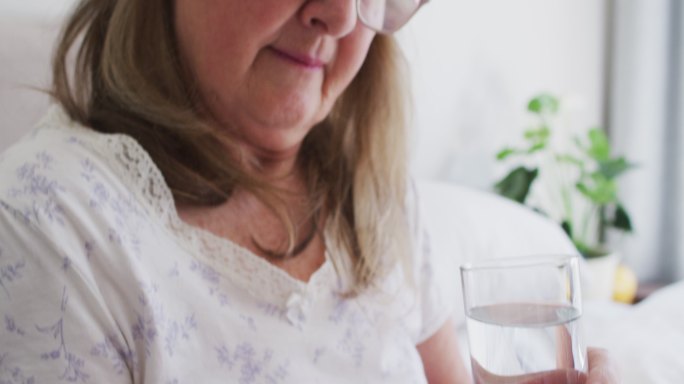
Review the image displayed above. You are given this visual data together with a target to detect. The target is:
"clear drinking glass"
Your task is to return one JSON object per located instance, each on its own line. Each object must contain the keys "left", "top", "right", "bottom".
{"left": 460, "top": 255, "right": 587, "bottom": 384}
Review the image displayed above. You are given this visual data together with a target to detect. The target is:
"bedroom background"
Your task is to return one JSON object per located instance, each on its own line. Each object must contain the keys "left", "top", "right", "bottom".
{"left": 1, "top": 0, "right": 681, "bottom": 286}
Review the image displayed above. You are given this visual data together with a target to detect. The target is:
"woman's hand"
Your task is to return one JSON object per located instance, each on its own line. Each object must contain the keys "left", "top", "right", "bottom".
{"left": 586, "top": 347, "right": 620, "bottom": 383}
{"left": 417, "top": 315, "right": 620, "bottom": 384}
{"left": 471, "top": 347, "right": 620, "bottom": 384}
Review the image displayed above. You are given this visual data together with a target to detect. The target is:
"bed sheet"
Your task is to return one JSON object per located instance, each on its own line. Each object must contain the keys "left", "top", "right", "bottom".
{"left": 583, "top": 280, "right": 684, "bottom": 384}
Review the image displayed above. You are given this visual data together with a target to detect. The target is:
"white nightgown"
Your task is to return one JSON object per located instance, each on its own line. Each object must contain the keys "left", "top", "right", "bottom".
{"left": 0, "top": 107, "right": 454, "bottom": 383}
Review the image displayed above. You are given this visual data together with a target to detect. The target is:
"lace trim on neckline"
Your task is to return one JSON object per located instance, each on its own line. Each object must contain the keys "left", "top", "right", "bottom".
{"left": 42, "top": 106, "right": 336, "bottom": 305}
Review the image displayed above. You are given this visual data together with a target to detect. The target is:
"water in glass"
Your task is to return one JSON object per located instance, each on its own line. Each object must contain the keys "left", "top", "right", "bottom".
{"left": 466, "top": 302, "right": 587, "bottom": 384}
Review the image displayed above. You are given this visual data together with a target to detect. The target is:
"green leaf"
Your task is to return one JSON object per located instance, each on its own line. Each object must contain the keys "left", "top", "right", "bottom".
{"left": 496, "top": 148, "right": 517, "bottom": 161}
{"left": 575, "top": 182, "right": 592, "bottom": 199}
{"left": 528, "top": 94, "right": 560, "bottom": 115}
{"left": 494, "top": 166, "right": 538, "bottom": 204}
{"left": 576, "top": 178, "right": 617, "bottom": 204}
{"left": 598, "top": 157, "right": 635, "bottom": 180}
{"left": 573, "top": 136, "right": 586, "bottom": 152}
{"left": 556, "top": 154, "right": 583, "bottom": 167}
{"left": 573, "top": 237, "right": 611, "bottom": 258}
{"left": 561, "top": 220, "right": 573, "bottom": 238}
{"left": 611, "top": 204, "right": 633, "bottom": 232}
{"left": 581, "top": 246, "right": 612, "bottom": 259}
{"left": 586, "top": 128, "right": 610, "bottom": 161}
{"left": 572, "top": 239, "right": 591, "bottom": 257}
{"left": 523, "top": 126, "right": 550, "bottom": 142}
{"left": 527, "top": 142, "right": 546, "bottom": 154}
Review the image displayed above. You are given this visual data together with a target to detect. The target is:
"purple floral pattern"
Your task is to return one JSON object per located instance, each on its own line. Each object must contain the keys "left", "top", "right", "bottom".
{"left": 256, "top": 302, "right": 290, "bottom": 325}
{"left": 79, "top": 156, "right": 144, "bottom": 259}
{"left": 0, "top": 353, "right": 35, "bottom": 384}
{"left": 7, "top": 151, "right": 65, "bottom": 226}
{"left": 312, "top": 347, "right": 326, "bottom": 365}
{"left": 132, "top": 281, "right": 198, "bottom": 358}
{"left": 34, "top": 287, "right": 90, "bottom": 382}
{"left": 83, "top": 241, "right": 96, "bottom": 260}
{"left": 215, "top": 342, "right": 290, "bottom": 384}
{"left": 4, "top": 316, "right": 26, "bottom": 336}
{"left": 0, "top": 248, "right": 26, "bottom": 300}
{"left": 189, "top": 260, "right": 231, "bottom": 307}
{"left": 329, "top": 295, "right": 376, "bottom": 369}
{"left": 163, "top": 314, "right": 198, "bottom": 357}
{"left": 168, "top": 262, "right": 179, "bottom": 278}
{"left": 89, "top": 335, "right": 137, "bottom": 376}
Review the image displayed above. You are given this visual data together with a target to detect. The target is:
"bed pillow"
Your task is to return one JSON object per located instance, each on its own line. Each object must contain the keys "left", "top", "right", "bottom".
{"left": 415, "top": 179, "right": 579, "bottom": 329}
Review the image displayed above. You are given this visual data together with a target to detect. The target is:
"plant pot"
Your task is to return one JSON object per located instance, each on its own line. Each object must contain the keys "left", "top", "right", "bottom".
{"left": 582, "top": 251, "right": 620, "bottom": 301}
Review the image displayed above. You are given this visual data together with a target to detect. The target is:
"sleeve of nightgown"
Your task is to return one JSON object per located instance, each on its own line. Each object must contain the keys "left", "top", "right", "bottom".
{"left": 409, "top": 181, "right": 459, "bottom": 345}
{"left": 0, "top": 201, "right": 134, "bottom": 383}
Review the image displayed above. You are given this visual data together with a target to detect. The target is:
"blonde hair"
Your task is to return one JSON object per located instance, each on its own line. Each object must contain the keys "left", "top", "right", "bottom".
{"left": 52, "top": 0, "right": 412, "bottom": 295}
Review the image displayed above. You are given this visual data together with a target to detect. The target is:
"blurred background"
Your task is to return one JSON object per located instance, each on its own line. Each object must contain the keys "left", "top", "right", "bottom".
{"left": 0, "top": 0, "right": 681, "bottom": 287}
{"left": 401, "top": 0, "right": 682, "bottom": 289}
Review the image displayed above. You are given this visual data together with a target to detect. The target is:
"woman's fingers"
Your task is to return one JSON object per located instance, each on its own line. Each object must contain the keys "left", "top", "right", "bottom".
{"left": 471, "top": 357, "right": 587, "bottom": 384}
{"left": 469, "top": 347, "right": 619, "bottom": 383}
{"left": 555, "top": 322, "right": 575, "bottom": 369}
{"left": 587, "top": 348, "right": 620, "bottom": 384}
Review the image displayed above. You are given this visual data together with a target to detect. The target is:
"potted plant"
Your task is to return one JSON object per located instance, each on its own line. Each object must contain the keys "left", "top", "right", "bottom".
{"left": 494, "top": 93, "right": 635, "bottom": 300}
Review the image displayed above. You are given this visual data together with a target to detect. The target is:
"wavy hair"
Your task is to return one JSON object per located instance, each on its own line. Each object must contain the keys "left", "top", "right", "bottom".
{"left": 51, "top": 0, "right": 412, "bottom": 295}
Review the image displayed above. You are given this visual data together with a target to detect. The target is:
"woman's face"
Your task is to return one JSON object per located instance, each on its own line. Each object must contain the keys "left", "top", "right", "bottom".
{"left": 174, "top": 0, "right": 376, "bottom": 161}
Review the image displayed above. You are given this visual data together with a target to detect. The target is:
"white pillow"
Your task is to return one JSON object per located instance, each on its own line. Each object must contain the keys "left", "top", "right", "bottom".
{"left": 415, "top": 179, "right": 579, "bottom": 329}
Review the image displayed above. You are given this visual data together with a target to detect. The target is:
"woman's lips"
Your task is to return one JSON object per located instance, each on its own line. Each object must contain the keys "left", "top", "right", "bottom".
{"left": 269, "top": 47, "right": 325, "bottom": 69}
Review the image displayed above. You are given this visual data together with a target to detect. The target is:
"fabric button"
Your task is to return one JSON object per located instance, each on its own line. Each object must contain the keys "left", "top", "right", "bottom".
{"left": 285, "top": 292, "right": 309, "bottom": 328}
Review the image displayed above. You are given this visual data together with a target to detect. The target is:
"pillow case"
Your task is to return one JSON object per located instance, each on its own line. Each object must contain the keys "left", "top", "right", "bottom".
{"left": 415, "top": 180, "right": 579, "bottom": 329}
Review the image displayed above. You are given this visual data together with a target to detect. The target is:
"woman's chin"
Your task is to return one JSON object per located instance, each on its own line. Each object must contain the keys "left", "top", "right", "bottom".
{"left": 240, "top": 137, "right": 304, "bottom": 170}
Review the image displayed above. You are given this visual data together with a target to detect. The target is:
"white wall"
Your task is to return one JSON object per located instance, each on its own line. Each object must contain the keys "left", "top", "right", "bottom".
{"left": 608, "top": 0, "right": 678, "bottom": 282}
{"left": 398, "top": 0, "right": 607, "bottom": 188}
{"left": 0, "top": 0, "right": 76, "bottom": 17}
{"left": 678, "top": 1, "right": 684, "bottom": 280}
{"left": 1, "top": 0, "right": 77, "bottom": 18}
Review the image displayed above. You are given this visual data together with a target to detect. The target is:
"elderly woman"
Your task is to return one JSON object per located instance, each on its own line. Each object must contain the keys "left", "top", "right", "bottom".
{"left": 0, "top": 0, "right": 617, "bottom": 383}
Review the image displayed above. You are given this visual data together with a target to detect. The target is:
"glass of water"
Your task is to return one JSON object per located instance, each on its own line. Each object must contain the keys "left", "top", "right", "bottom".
{"left": 460, "top": 255, "right": 587, "bottom": 384}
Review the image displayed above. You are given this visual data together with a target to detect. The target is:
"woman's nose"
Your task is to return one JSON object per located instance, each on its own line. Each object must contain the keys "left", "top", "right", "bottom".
{"left": 300, "top": 0, "right": 359, "bottom": 37}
